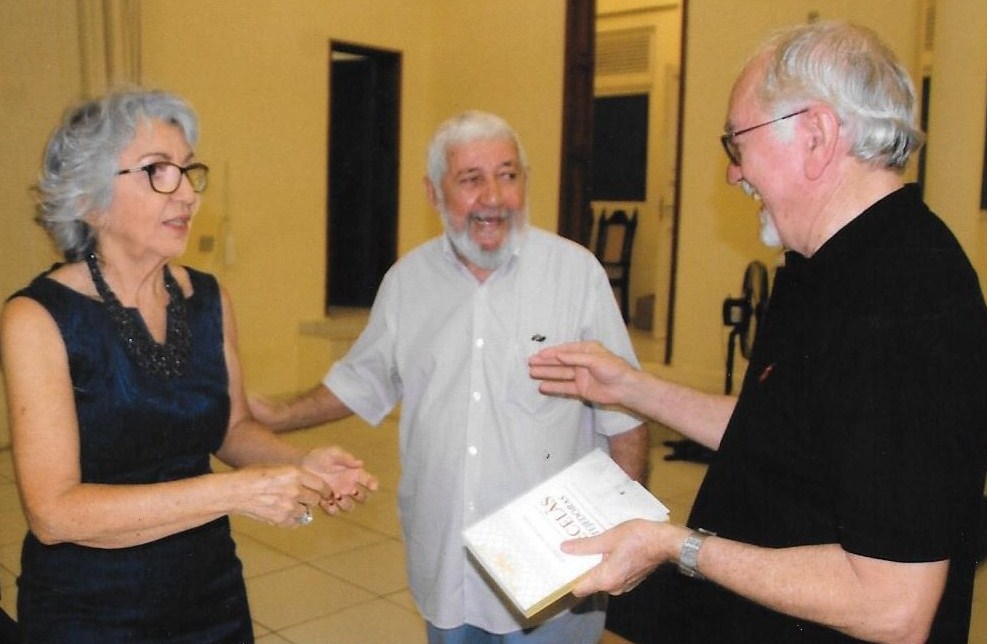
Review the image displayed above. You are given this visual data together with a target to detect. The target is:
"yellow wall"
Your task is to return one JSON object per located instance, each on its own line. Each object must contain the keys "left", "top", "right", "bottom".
{"left": 0, "top": 0, "right": 566, "bottom": 446}
{"left": 923, "top": 1, "right": 987, "bottom": 274}
{"left": 0, "top": 1, "right": 84, "bottom": 449}
{"left": 138, "top": 1, "right": 437, "bottom": 393}
{"left": 138, "top": 1, "right": 566, "bottom": 394}
{"left": 428, "top": 1, "right": 566, "bottom": 233}
{"left": 663, "top": 0, "right": 927, "bottom": 390}
{"left": 1, "top": 0, "right": 985, "bottom": 445}
{"left": 0, "top": 1, "right": 80, "bottom": 298}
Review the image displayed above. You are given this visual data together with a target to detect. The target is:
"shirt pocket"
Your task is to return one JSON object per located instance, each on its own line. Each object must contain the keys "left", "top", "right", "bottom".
{"left": 504, "top": 334, "right": 563, "bottom": 416}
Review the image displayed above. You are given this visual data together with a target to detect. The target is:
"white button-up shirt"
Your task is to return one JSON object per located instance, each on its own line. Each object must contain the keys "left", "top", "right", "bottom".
{"left": 325, "top": 227, "right": 641, "bottom": 632}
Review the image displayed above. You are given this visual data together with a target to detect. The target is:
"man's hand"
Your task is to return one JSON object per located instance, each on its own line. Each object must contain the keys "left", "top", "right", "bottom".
{"left": 562, "top": 519, "right": 686, "bottom": 596}
{"left": 528, "top": 340, "right": 634, "bottom": 406}
{"left": 302, "top": 446, "right": 379, "bottom": 515}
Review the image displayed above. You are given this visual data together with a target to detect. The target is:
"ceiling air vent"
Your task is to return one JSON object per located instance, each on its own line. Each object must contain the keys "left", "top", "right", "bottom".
{"left": 923, "top": 0, "right": 936, "bottom": 53}
{"left": 596, "top": 28, "right": 652, "bottom": 77}
{"left": 919, "top": 0, "right": 936, "bottom": 74}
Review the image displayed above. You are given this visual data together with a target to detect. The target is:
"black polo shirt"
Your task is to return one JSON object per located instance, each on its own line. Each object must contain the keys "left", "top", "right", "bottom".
{"left": 684, "top": 185, "right": 987, "bottom": 642}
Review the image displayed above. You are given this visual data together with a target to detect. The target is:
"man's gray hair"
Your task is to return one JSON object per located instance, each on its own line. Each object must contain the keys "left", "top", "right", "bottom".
{"left": 425, "top": 110, "right": 528, "bottom": 190}
{"left": 754, "top": 20, "right": 923, "bottom": 170}
{"left": 35, "top": 89, "right": 199, "bottom": 260}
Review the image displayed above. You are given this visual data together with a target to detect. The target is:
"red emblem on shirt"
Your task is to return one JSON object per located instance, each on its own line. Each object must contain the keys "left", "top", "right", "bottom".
{"left": 758, "top": 363, "right": 775, "bottom": 383}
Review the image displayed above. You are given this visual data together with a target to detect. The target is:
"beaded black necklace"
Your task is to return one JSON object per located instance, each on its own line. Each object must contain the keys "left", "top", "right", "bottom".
{"left": 85, "top": 253, "right": 191, "bottom": 378}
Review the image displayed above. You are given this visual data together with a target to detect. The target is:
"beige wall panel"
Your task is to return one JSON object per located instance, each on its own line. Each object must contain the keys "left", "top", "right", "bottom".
{"left": 0, "top": 0, "right": 84, "bottom": 447}
{"left": 923, "top": 0, "right": 987, "bottom": 283}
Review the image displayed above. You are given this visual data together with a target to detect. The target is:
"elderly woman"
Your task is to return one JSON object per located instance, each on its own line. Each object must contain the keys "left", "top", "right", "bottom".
{"left": 0, "top": 89, "right": 377, "bottom": 642}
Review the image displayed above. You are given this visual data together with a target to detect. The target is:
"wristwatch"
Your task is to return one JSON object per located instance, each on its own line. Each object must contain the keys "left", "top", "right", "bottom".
{"left": 677, "top": 529, "right": 711, "bottom": 579}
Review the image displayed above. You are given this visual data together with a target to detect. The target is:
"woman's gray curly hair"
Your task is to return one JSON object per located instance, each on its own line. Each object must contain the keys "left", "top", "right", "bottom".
{"left": 753, "top": 21, "right": 924, "bottom": 170}
{"left": 35, "top": 89, "right": 199, "bottom": 260}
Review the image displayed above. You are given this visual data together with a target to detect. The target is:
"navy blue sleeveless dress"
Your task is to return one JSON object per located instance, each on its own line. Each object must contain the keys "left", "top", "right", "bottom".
{"left": 12, "top": 267, "right": 253, "bottom": 643}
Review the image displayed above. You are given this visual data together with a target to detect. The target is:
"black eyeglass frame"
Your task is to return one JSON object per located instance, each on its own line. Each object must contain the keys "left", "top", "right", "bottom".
{"left": 116, "top": 161, "right": 210, "bottom": 194}
{"left": 720, "top": 108, "right": 810, "bottom": 166}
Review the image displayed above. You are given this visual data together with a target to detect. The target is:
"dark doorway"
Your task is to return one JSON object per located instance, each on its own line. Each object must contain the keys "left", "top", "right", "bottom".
{"left": 591, "top": 94, "right": 649, "bottom": 201}
{"left": 327, "top": 42, "right": 401, "bottom": 310}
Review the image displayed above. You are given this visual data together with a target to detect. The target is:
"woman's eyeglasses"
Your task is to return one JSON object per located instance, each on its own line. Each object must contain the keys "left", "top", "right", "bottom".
{"left": 116, "top": 161, "right": 209, "bottom": 194}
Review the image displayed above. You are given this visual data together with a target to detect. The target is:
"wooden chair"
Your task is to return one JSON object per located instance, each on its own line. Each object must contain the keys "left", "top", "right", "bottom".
{"left": 594, "top": 209, "right": 638, "bottom": 322}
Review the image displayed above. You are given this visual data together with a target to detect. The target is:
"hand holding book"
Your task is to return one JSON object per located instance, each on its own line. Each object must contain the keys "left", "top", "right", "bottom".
{"left": 463, "top": 449, "right": 669, "bottom": 617}
{"left": 561, "top": 517, "right": 694, "bottom": 596}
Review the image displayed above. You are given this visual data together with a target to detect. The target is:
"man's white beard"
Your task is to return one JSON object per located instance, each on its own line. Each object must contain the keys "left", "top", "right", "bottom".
{"left": 759, "top": 210, "right": 783, "bottom": 248}
{"left": 441, "top": 207, "right": 527, "bottom": 271}
{"left": 741, "top": 179, "right": 783, "bottom": 249}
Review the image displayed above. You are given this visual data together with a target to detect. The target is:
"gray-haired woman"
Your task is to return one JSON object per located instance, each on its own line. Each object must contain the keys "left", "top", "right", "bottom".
{"left": 0, "top": 89, "right": 377, "bottom": 642}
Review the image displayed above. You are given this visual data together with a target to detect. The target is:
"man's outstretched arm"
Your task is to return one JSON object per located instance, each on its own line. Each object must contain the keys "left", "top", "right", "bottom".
{"left": 248, "top": 384, "right": 354, "bottom": 432}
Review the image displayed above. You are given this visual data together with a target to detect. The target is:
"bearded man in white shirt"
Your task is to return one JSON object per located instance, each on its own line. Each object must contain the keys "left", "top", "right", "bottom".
{"left": 250, "top": 110, "right": 649, "bottom": 644}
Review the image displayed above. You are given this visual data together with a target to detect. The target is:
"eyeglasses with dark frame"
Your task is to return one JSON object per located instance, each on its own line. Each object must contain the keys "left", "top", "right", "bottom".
{"left": 720, "top": 108, "right": 810, "bottom": 166}
{"left": 116, "top": 161, "right": 209, "bottom": 194}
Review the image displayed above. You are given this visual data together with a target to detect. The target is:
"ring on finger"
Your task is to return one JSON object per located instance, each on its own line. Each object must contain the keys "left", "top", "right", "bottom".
{"left": 298, "top": 506, "right": 313, "bottom": 526}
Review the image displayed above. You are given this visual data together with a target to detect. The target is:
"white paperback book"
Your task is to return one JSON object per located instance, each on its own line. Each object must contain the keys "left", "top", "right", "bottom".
{"left": 463, "top": 448, "right": 669, "bottom": 618}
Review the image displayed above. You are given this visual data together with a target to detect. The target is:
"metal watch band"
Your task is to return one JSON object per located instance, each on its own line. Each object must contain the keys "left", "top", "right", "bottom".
{"left": 677, "top": 529, "right": 710, "bottom": 579}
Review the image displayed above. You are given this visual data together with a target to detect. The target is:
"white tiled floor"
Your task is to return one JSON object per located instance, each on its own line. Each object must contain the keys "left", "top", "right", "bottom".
{"left": 2, "top": 422, "right": 984, "bottom": 642}
{"left": 0, "top": 327, "right": 984, "bottom": 642}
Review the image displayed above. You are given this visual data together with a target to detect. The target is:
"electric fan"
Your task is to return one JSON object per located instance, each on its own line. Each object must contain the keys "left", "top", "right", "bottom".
{"left": 722, "top": 260, "right": 769, "bottom": 394}
{"left": 663, "top": 260, "right": 770, "bottom": 464}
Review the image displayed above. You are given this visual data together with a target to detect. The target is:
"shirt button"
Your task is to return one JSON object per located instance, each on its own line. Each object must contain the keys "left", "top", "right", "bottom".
{"left": 472, "top": 391, "right": 481, "bottom": 402}
{"left": 467, "top": 445, "right": 478, "bottom": 456}
{"left": 476, "top": 338, "right": 484, "bottom": 348}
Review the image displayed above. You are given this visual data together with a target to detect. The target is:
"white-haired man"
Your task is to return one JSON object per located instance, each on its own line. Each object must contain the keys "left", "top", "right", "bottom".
{"left": 530, "top": 21, "right": 987, "bottom": 643}
{"left": 251, "top": 110, "right": 648, "bottom": 643}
